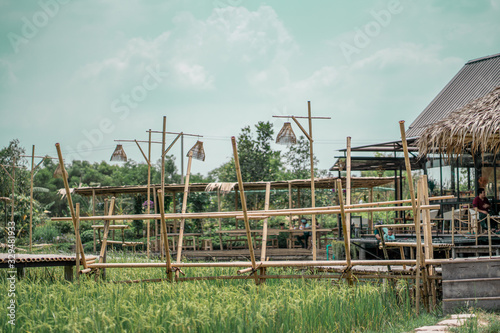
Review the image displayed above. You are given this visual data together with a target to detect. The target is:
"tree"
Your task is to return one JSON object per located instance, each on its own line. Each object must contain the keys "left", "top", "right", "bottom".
{"left": 210, "top": 121, "right": 282, "bottom": 183}
{"left": 283, "top": 135, "right": 320, "bottom": 180}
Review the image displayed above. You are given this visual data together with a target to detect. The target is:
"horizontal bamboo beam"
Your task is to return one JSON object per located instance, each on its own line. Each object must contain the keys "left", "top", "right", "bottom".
{"left": 384, "top": 242, "right": 452, "bottom": 248}
{"left": 52, "top": 204, "right": 440, "bottom": 222}
{"left": 87, "top": 259, "right": 420, "bottom": 269}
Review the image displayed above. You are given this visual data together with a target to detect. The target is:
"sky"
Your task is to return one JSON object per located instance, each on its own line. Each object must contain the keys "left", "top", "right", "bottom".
{"left": 1, "top": 0, "right": 500, "bottom": 177}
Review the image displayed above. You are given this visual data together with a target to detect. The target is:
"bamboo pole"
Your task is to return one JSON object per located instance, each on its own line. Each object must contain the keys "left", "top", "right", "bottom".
{"left": 88, "top": 259, "right": 421, "bottom": 269}
{"left": 231, "top": 136, "right": 259, "bottom": 284}
{"left": 153, "top": 188, "right": 158, "bottom": 253}
{"left": 488, "top": 215, "right": 492, "bottom": 257}
{"left": 369, "top": 187, "right": 374, "bottom": 233}
{"left": 451, "top": 207, "right": 455, "bottom": 247}
{"left": 399, "top": 121, "right": 422, "bottom": 314}
{"left": 158, "top": 190, "right": 173, "bottom": 281}
{"left": 55, "top": 143, "right": 87, "bottom": 269}
{"left": 92, "top": 189, "right": 96, "bottom": 253}
{"left": 336, "top": 179, "right": 353, "bottom": 284}
{"left": 217, "top": 188, "right": 223, "bottom": 250}
{"left": 29, "top": 145, "right": 35, "bottom": 252}
{"left": 176, "top": 151, "right": 193, "bottom": 279}
{"left": 98, "top": 198, "right": 115, "bottom": 262}
{"left": 261, "top": 182, "right": 271, "bottom": 261}
{"left": 11, "top": 156, "right": 15, "bottom": 231}
{"left": 52, "top": 203, "right": 441, "bottom": 222}
{"left": 346, "top": 136, "right": 352, "bottom": 243}
{"left": 75, "top": 203, "right": 80, "bottom": 281}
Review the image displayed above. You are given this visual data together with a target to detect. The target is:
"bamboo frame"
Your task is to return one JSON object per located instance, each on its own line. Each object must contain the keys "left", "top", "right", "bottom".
{"left": 399, "top": 121, "right": 423, "bottom": 314}
{"left": 98, "top": 197, "right": 115, "bottom": 264}
{"left": 55, "top": 143, "right": 87, "bottom": 270}
{"left": 231, "top": 136, "right": 259, "bottom": 284}
{"left": 158, "top": 190, "right": 173, "bottom": 281}
{"left": 75, "top": 203, "right": 80, "bottom": 281}
{"left": 346, "top": 136, "right": 352, "bottom": 244}
{"left": 261, "top": 182, "right": 271, "bottom": 261}
{"left": 176, "top": 151, "right": 193, "bottom": 279}
{"left": 52, "top": 203, "right": 440, "bottom": 222}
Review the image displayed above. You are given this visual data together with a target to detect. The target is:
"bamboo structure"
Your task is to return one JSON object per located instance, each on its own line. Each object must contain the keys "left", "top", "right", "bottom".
{"left": 399, "top": 121, "right": 423, "bottom": 314}
{"left": 336, "top": 179, "right": 353, "bottom": 284}
{"left": 261, "top": 182, "right": 271, "bottom": 261}
{"left": 175, "top": 151, "right": 193, "bottom": 279}
{"left": 231, "top": 136, "right": 259, "bottom": 284}
{"left": 55, "top": 143, "right": 87, "bottom": 271}
{"left": 158, "top": 190, "right": 173, "bottom": 281}
{"left": 346, "top": 136, "right": 352, "bottom": 241}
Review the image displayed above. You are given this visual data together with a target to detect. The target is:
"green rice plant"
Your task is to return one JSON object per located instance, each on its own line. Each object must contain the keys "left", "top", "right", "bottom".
{"left": 0, "top": 254, "right": 440, "bottom": 332}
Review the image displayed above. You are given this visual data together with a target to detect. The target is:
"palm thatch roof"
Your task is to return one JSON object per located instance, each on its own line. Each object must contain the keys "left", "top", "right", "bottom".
{"left": 417, "top": 86, "right": 500, "bottom": 157}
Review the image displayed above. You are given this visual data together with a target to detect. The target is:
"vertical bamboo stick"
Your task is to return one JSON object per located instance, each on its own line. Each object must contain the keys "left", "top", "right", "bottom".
{"left": 92, "top": 189, "right": 96, "bottom": 253}
{"left": 369, "top": 187, "right": 374, "bottom": 233}
{"left": 308, "top": 101, "right": 317, "bottom": 261}
{"left": 28, "top": 145, "right": 35, "bottom": 252}
{"left": 75, "top": 203, "right": 80, "bottom": 281}
{"left": 451, "top": 207, "right": 455, "bottom": 246}
{"left": 98, "top": 197, "right": 115, "bottom": 264}
{"left": 336, "top": 179, "right": 352, "bottom": 284}
{"left": 173, "top": 192, "right": 177, "bottom": 233}
{"left": 158, "top": 190, "right": 173, "bottom": 281}
{"left": 261, "top": 182, "right": 271, "bottom": 261}
{"left": 399, "top": 121, "right": 422, "bottom": 314}
{"left": 231, "top": 137, "right": 258, "bottom": 284}
{"left": 154, "top": 188, "right": 158, "bottom": 253}
{"left": 11, "top": 156, "right": 15, "bottom": 230}
{"left": 55, "top": 144, "right": 87, "bottom": 269}
{"left": 488, "top": 215, "right": 492, "bottom": 257}
{"left": 346, "top": 136, "right": 352, "bottom": 240}
{"left": 161, "top": 116, "right": 166, "bottom": 258}
{"left": 147, "top": 130, "right": 152, "bottom": 258}
{"left": 218, "top": 188, "right": 223, "bottom": 250}
{"left": 176, "top": 151, "right": 193, "bottom": 279}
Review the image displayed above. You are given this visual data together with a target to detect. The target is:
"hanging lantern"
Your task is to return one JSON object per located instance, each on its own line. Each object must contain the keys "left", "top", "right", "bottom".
{"left": 276, "top": 122, "right": 297, "bottom": 145}
{"left": 53, "top": 163, "right": 67, "bottom": 179}
{"left": 188, "top": 141, "right": 205, "bottom": 161}
{"left": 110, "top": 144, "right": 127, "bottom": 162}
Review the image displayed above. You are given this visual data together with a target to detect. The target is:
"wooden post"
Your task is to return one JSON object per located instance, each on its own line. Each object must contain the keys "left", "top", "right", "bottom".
{"left": 261, "top": 182, "right": 271, "bottom": 261}
{"left": 55, "top": 144, "right": 87, "bottom": 269}
{"left": 231, "top": 137, "right": 259, "bottom": 284}
{"left": 175, "top": 152, "right": 193, "bottom": 279}
{"left": 29, "top": 145, "right": 35, "bottom": 252}
{"left": 173, "top": 192, "right": 177, "bottom": 233}
{"left": 488, "top": 215, "right": 492, "bottom": 257}
{"left": 336, "top": 179, "right": 352, "bottom": 284}
{"left": 98, "top": 197, "right": 115, "bottom": 271}
{"left": 399, "top": 121, "right": 422, "bottom": 314}
{"left": 11, "top": 156, "right": 15, "bottom": 230}
{"left": 158, "top": 190, "right": 173, "bottom": 281}
{"left": 154, "top": 188, "right": 158, "bottom": 253}
{"left": 307, "top": 102, "right": 317, "bottom": 261}
{"left": 451, "top": 207, "right": 455, "bottom": 246}
{"left": 346, "top": 136, "right": 352, "bottom": 241}
{"left": 92, "top": 189, "right": 96, "bottom": 253}
{"left": 75, "top": 203, "right": 80, "bottom": 281}
{"left": 217, "top": 189, "right": 223, "bottom": 250}
{"left": 369, "top": 187, "right": 374, "bottom": 233}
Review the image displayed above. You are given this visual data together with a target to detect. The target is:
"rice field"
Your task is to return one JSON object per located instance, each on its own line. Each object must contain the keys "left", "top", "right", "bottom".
{"left": 1, "top": 254, "right": 441, "bottom": 332}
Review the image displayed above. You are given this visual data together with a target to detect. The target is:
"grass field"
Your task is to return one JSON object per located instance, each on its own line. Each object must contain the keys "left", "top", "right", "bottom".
{"left": 0, "top": 253, "right": 446, "bottom": 332}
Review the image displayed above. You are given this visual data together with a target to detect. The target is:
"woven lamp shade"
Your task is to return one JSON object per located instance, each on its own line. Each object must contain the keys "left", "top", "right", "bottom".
{"left": 188, "top": 141, "right": 205, "bottom": 161}
{"left": 276, "top": 122, "right": 297, "bottom": 145}
{"left": 53, "top": 163, "right": 68, "bottom": 179}
{"left": 110, "top": 144, "right": 127, "bottom": 162}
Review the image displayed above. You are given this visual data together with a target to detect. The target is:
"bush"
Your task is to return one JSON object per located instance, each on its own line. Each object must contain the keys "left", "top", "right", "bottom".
{"left": 54, "top": 220, "right": 72, "bottom": 234}
{"left": 33, "top": 223, "right": 59, "bottom": 243}
{"left": 80, "top": 230, "right": 94, "bottom": 244}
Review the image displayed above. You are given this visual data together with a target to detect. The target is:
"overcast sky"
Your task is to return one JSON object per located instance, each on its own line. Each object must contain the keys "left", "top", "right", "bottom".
{"left": 1, "top": 0, "right": 499, "bottom": 177}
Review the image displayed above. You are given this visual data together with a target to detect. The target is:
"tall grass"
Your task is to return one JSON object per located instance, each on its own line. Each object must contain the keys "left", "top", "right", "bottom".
{"left": 0, "top": 254, "right": 438, "bottom": 332}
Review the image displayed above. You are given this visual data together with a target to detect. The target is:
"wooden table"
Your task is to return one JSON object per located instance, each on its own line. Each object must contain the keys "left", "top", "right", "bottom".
{"left": 92, "top": 224, "right": 129, "bottom": 252}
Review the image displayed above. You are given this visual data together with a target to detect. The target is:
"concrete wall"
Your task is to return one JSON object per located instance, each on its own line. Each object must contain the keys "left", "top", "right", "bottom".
{"left": 442, "top": 260, "right": 500, "bottom": 314}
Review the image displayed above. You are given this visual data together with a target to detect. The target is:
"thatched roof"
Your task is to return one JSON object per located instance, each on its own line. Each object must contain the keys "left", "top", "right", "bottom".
{"left": 417, "top": 86, "right": 500, "bottom": 157}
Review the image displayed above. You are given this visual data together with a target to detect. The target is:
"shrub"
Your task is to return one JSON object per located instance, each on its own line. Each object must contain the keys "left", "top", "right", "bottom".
{"left": 33, "top": 223, "right": 59, "bottom": 243}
